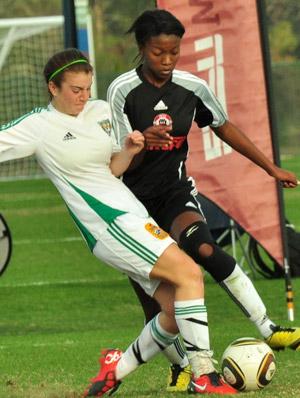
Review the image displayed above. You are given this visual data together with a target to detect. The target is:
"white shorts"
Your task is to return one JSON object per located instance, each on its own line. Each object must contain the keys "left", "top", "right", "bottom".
{"left": 93, "top": 213, "right": 175, "bottom": 296}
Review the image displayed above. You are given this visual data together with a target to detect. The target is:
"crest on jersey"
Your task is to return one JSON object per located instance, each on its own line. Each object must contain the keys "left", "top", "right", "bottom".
{"left": 153, "top": 113, "right": 172, "bottom": 127}
{"left": 145, "top": 223, "right": 169, "bottom": 240}
{"left": 98, "top": 119, "right": 112, "bottom": 135}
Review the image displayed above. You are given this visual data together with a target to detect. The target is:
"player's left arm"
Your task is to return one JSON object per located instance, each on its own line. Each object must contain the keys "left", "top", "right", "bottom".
{"left": 110, "top": 130, "right": 145, "bottom": 177}
{"left": 212, "top": 120, "right": 298, "bottom": 188}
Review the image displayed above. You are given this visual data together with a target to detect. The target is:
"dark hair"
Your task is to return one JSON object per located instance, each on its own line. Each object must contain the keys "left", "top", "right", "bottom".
{"left": 43, "top": 48, "right": 93, "bottom": 86}
{"left": 127, "top": 9, "right": 185, "bottom": 48}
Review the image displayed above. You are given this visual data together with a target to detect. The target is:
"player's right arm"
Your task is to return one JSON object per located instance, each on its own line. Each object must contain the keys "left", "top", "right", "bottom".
{"left": 0, "top": 112, "right": 39, "bottom": 163}
{"left": 110, "top": 130, "right": 145, "bottom": 177}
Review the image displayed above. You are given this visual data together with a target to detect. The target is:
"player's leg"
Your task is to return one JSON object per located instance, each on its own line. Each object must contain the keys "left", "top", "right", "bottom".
{"left": 149, "top": 243, "right": 236, "bottom": 394}
{"left": 171, "top": 207, "right": 300, "bottom": 351}
{"left": 128, "top": 277, "right": 161, "bottom": 321}
{"left": 128, "top": 277, "right": 191, "bottom": 391}
{"left": 84, "top": 214, "right": 236, "bottom": 396}
{"left": 119, "top": 245, "right": 237, "bottom": 395}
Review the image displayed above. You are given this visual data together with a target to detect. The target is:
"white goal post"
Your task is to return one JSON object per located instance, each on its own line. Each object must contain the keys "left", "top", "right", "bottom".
{"left": 0, "top": 16, "right": 64, "bottom": 180}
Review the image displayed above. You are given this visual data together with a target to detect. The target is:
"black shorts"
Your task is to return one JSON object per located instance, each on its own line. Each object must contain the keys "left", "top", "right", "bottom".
{"left": 140, "top": 177, "right": 205, "bottom": 232}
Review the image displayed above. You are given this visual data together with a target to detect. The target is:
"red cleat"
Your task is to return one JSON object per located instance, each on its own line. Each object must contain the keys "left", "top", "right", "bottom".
{"left": 83, "top": 349, "right": 123, "bottom": 397}
{"left": 188, "top": 371, "right": 238, "bottom": 395}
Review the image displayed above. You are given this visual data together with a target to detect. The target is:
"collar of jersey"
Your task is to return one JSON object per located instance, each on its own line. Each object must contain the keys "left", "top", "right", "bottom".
{"left": 136, "top": 65, "right": 173, "bottom": 90}
{"left": 48, "top": 102, "right": 85, "bottom": 121}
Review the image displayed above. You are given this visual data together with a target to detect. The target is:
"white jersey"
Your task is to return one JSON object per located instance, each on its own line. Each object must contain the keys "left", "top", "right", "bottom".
{"left": 0, "top": 100, "right": 148, "bottom": 250}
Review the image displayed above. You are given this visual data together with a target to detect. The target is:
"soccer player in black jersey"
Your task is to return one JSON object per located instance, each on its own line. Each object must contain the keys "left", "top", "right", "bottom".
{"left": 107, "top": 9, "right": 300, "bottom": 393}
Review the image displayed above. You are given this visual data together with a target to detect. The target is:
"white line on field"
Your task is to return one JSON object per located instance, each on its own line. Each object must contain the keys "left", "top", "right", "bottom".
{"left": 0, "top": 275, "right": 126, "bottom": 288}
{"left": 0, "top": 340, "right": 77, "bottom": 350}
{"left": 0, "top": 278, "right": 100, "bottom": 288}
{"left": 14, "top": 236, "right": 82, "bottom": 245}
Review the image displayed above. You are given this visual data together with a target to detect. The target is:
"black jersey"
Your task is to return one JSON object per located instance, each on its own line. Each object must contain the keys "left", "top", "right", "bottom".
{"left": 108, "top": 66, "right": 227, "bottom": 200}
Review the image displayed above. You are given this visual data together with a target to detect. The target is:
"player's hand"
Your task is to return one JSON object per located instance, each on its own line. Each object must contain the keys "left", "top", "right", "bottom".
{"left": 143, "top": 125, "right": 173, "bottom": 148}
{"left": 124, "top": 130, "right": 145, "bottom": 155}
{"left": 270, "top": 166, "right": 299, "bottom": 188}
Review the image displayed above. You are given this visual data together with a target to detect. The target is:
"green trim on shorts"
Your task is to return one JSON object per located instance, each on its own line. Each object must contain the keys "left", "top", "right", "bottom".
{"left": 108, "top": 220, "right": 158, "bottom": 264}
{"left": 67, "top": 206, "right": 96, "bottom": 251}
{"left": 65, "top": 179, "right": 127, "bottom": 223}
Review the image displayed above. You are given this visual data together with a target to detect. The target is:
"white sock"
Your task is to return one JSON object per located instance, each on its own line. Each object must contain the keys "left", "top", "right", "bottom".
{"left": 174, "top": 299, "right": 214, "bottom": 378}
{"left": 174, "top": 299, "right": 210, "bottom": 353}
{"left": 116, "top": 313, "right": 178, "bottom": 379}
{"left": 163, "top": 339, "right": 189, "bottom": 368}
{"left": 254, "top": 314, "right": 277, "bottom": 338}
{"left": 221, "top": 264, "right": 263, "bottom": 321}
{"left": 221, "top": 264, "right": 276, "bottom": 337}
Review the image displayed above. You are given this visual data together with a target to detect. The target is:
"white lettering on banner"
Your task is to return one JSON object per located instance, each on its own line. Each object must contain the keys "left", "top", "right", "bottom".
{"left": 194, "top": 34, "right": 232, "bottom": 160}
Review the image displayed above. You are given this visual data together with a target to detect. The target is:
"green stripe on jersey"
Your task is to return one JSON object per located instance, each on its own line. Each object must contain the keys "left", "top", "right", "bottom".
{"left": 108, "top": 220, "right": 158, "bottom": 264}
{"left": 0, "top": 107, "right": 45, "bottom": 131}
{"left": 67, "top": 206, "right": 96, "bottom": 251}
{"left": 66, "top": 179, "right": 126, "bottom": 224}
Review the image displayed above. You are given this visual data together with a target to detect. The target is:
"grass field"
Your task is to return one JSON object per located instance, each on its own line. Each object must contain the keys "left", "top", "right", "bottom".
{"left": 0, "top": 156, "right": 299, "bottom": 398}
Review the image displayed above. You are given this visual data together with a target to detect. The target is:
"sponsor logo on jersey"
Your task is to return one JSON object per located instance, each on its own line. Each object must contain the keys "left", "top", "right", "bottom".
{"left": 98, "top": 119, "right": 112, "bottom": 135}
{"left": 145, "top": 223, "right": 169, "bottom": 240}
{"left": 153, "top": 113, "right": 172, "bottom": 126}
{"left": 153, "top": 100, "right": 168, "bottom": 111}
{"left": 63, "top": 132, "right": 77, "bottom": 141}
{"left": 147, "top": 135, "right": 187, "bottom": 151}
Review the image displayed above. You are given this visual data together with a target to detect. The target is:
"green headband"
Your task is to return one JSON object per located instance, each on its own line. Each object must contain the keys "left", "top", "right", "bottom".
{"left": 48, "top": 59, "right": 89, "bottom": 81}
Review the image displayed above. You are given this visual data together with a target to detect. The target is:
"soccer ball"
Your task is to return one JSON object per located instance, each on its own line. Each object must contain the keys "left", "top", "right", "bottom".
{"left": 221, "top": 337, "right": 276, "bottom": 391}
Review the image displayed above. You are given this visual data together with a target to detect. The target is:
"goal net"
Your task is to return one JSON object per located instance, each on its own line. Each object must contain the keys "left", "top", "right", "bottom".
{"left": 0, "top": 16, "right": 64, "bottom": 180}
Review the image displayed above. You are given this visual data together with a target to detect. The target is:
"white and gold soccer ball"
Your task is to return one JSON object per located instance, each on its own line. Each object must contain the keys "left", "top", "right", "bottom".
{"left": 221, "top": 337, "right": 276, "bottom": 392}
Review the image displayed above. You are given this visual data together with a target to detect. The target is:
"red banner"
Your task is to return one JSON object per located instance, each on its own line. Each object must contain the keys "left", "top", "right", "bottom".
{"left": 157, "top": 0, "right": 284, "bottom": 265}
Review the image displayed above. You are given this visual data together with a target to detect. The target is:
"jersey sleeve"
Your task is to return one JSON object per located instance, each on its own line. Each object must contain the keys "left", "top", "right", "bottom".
{"left": 0, "top": 113, "right": 39, "bottom": 163}
{"left": 107, "top": 80, "right": 133, "bottom": 147}
{"left": 194, "top": 80, "right": 228, "bottom": 128}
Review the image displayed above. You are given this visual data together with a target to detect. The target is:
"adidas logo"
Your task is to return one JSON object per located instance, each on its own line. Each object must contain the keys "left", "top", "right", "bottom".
{"left": 153, "top": 100, "right": 168, "bottom": 111}
{"left": 63, "top": 132, "right": 76, "bottom": 141}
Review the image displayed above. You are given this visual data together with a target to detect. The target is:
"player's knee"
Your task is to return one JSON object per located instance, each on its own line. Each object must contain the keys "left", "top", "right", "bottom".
{"left": 200, "top": 245, "right": 236, "bottom": 282}
{"left": 199, "top": 242, "right": 214, "bottom": 257}
{"left": 179, "top": 221, "right": 214, "bottom": 259}
{"left": 179, "top": 221, "right": 235, "bottom": 282}
{"left": 179, "top": 258, "right": 203, "bottom": 288}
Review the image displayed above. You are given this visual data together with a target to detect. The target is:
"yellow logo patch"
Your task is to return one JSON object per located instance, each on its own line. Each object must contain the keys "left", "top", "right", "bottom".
{"left": 98, "top": 119, "right": 112, "bottom": 135}
{"left": 145, "top": 223, "right": 169, "bottom": 240}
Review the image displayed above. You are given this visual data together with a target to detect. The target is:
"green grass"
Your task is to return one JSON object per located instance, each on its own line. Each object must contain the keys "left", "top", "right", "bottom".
{"left": 0, "top": 155, "right": 300, "bottom": 398}
{"left": 282, "top": 156, "right": 300, "bottom": 229}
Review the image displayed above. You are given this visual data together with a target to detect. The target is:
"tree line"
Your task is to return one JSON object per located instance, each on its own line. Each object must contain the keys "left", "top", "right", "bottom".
{"left": 1, "top": 1, "right": 299, "bottom": 64}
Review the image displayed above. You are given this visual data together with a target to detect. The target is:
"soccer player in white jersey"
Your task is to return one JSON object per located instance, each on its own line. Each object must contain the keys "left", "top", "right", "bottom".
{"left": 107, "top": 9, "right": 300, "bottom": 392}
{"left": 0, "top": 48, "right": 238, "bottom": 396}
